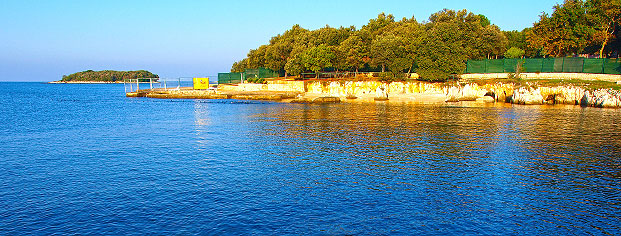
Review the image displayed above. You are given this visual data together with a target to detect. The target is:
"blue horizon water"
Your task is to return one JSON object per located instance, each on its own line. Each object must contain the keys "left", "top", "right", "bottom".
{"left": 1, "top": 82, "right": 620, "bottom": 235}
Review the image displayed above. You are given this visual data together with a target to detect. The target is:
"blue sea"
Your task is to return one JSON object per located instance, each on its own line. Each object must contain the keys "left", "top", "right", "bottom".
{"left": 1, "top": 82, "right": 620, "bottom": 235}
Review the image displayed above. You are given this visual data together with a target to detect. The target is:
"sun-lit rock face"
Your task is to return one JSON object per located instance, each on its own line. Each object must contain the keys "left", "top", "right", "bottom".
{"left": 213, "top": 79, "right": 621, "bottom": 108}
{"left": 304, "top": 80, "right": 621, "bottom": 108}
{"left": 538, "top": 86, "right": 582, "bottom": 105}
{"left": 306, "top": 81, "right": 446, "bottom": 97}
{"left": 512, "top": 87, "right": 545, "bottom": 105}
{"left": 584, "top": 89, "right": 621, "bottom": 108}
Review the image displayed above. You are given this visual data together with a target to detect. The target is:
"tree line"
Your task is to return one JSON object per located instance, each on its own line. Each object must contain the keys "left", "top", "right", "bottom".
{"left": 528, "top": 0, "right": 620, "bottom": 58}
{"left": 231, "top": 0, "right": 620, "bottom": 81}
{"left": 61, "top": 70, "right": 159, "bottom": 82}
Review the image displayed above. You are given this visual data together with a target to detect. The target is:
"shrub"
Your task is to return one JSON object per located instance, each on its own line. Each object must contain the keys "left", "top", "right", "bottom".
{"left": 504, "top": 47, "right": 525, "bottom": 59}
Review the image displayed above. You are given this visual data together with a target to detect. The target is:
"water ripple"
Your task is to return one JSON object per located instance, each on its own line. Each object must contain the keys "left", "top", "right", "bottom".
{"left": 0, "top": 83, "right": 619, "bottom": 235}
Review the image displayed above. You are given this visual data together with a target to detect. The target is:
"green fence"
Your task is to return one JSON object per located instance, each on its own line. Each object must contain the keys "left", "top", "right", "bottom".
{"left": 217, "top": 72, "right": 242, "bottom": 84}
{"left": 218, "top": 68, "right": 279, "bottom": 84}
{"left": 466, "top": 58, "right": 621, "bottom": 74}
{"left": 244, "top": 68, "right": 279, "bottom": 79}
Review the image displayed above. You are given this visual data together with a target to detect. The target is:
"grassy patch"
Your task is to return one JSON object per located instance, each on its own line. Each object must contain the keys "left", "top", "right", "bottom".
{"left": 467, "top": 78, "right": 529, "bottom": 87}
{"left": 534, "top": 79, "right": 621, "bottom": 90}
{"left": 466, "top": 78, "right": 621, "bottom": 91}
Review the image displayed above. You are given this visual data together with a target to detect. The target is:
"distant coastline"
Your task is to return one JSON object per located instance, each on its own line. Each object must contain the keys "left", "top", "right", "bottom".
{"left": 48, "top": 81, "right": 158, "bottom": 84}
{"left": 48, "top": 81, "right": 124, "bottom": 84}
{"left": 57, "top": 70, "right": 158, "bottom": 83}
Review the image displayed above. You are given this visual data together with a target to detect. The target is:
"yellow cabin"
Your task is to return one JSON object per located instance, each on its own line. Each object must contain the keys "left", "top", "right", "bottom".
{"left": 193, "top": 78, "right": 210, "bottom": 90}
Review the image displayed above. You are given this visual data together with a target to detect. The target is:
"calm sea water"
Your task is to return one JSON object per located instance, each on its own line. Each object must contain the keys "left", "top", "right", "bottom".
{"left": 1, "top": 82, "right": 620, "bottom": 235}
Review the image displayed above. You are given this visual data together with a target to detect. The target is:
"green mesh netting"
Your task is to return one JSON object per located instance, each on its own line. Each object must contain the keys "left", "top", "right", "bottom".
{"left": 541, "top": 58, "right": 555, "bottom": 72}
{"left": 583, "top": 59, "right": 604, "bottom": 74}
{"left": 465, "top": 58, "right": 621, "bottom": 74}
{"left": 466, "top": 60, "right": 486, "bottom": 73}
{"left": 218, "top": 72, "right": 242, "bottom": 84}
{"left": 487, "top": 60, "right": 504, "bottom": 73}
{"left": 523, "top": 58, "right": 542, "bottom": 72}
{"left": 245, "top": 68, "right": 279, "bottom": 79}
{"left": 218, "top": 68, "right": 279, "bottom": 84}
{"left": 603, "top": 59, "right": 621, "bottom": 74}
{"left": 563, "top": 58, "right": 584, "bottom": 73}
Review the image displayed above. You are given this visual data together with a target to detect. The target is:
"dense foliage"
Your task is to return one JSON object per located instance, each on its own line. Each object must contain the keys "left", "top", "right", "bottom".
{"left": 504, "top": 47, "right": 526, "bottom": 58}
{"left": 233, "top": 2, "right": 620, "bottom": 81}
{"left": 527, "top": 0, "right": 621, "bottom": 57}
{"left": 232, "top": 10, "right": 507, "bottom": 81}
{"left": 61, "top": 70, "right": 159, "bottom": 82}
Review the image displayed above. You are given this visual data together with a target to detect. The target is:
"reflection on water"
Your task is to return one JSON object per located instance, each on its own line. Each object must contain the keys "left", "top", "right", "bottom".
{"left": 192, "top": 101, "right": 620, "bottom": 234}
{"left": 1, "top": 83, "right": 619, "bottom": 235}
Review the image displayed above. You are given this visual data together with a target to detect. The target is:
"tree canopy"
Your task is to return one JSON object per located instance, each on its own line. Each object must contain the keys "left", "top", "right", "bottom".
{"left": 232, "top": 3, "right": 620, "bottom": 81}
{"left": 527, "top": 0, "right": 621, "bottom": 57}
{"left": 504, "top": 47, "right": 526, "bottom": 58}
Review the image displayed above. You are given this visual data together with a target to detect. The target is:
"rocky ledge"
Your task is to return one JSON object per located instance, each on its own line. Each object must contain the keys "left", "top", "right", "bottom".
{"left": 445, "top": 83, "right": 621, "bottom": 108}
{"left": 128, "top": 80, "right": 621, "bottom": 108}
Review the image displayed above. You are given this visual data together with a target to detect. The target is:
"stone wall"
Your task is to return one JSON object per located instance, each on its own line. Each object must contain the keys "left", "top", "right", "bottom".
{"left": 306, "top": 81, "right": 445, "bottom": 97}
{"left": 218, "top": 81, "right": 305, "bottom": 92}
{"left": 267, "top": 80, "right": 305, "bottom": 92}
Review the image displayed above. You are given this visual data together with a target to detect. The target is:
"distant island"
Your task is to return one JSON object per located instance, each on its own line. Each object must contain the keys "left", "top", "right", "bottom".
{"left": 51, "top": 70, "right": 159, "bottom": 83}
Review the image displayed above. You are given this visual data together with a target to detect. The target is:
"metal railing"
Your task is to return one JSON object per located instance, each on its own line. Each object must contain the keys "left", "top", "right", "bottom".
{"left": 124, "top": 77, "right": 217, "bottom": 93}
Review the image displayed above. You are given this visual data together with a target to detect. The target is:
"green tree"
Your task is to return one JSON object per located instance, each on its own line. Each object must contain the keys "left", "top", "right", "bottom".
{"left": 528, "top": 0, "right": 597, "bottom": 57}
{"left": 388, "top": 17, "right": 425, "bottom": 73}
{"left": 339, "top": 31, "right": 371, "bottom": 73}
{"left": 285, "top": 56, "right": 305, "bottom": 76}
{"left": 370, "top": 34, "right": 404, "bottom": 72}
{"left": 417, "top": 12, "right": 468, "bottom": 81}
{"left": 504, "top": 30, "right": 527, "bottom": 49}
{"left": 246, "top": 45, "right": 268, "bottom": 69}
{"left": 417, "top": 37, "right": 464, "bottom": 81}
{"left": 231, "top": 58, "right": 248, "bottom": 72}
{"left": 480, "top": 25, "right": 508, "bottom": 59}
{"left": 426, "top": 9, "right": 500, "bottom": 60}
{"left": 477, "top": 14, "right": 491, "bottom": 27}
{"left": 264, "top": 24, "right": 309, "bottom": 72}
{"left": 361, "top": 13, "right": 396, "bottom": 38}
{"left": 588, "top": 0, "right": 621, "bottom": 57}
{"left": 300, "top": 44, "right": 335, "bottom": 78}
{"left": 504, "top": 47, "right": 526, "bottom": 58}
{"left": 309, "top": 25, "right": 353, "bottom": 47}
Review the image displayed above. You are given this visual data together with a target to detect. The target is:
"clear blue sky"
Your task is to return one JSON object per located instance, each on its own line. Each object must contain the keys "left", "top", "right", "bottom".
{"left": 0, "top": 0, "right": 561, "bottom": 81}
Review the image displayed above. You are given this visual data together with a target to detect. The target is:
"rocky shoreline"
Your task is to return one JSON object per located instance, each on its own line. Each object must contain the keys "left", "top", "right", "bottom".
{"left": 444, "top": 82, "right": 621, "bottom": 108}
{"left": 127, "top": 80, "right": 621, "bottom": 108}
